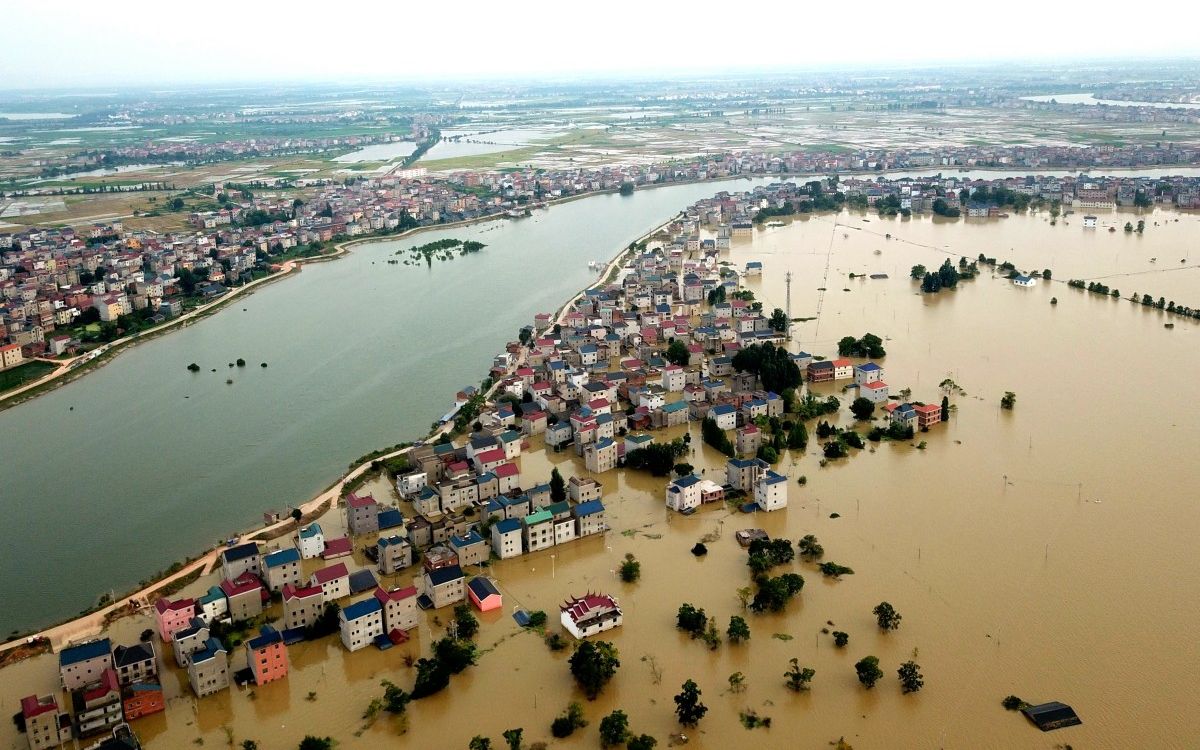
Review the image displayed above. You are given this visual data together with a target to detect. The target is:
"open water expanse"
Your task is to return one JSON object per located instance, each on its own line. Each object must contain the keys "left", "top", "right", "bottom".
{"left": 0, "top": 177, "right": 782, "bottom": 635}
{"left": 2, "top": 196, "right": 1198, "bottom": 748}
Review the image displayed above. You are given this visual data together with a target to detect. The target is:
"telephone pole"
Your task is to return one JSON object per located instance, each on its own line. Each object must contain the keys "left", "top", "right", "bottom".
{"left": 785, "top": 271, "right": 793, "bottom": 341}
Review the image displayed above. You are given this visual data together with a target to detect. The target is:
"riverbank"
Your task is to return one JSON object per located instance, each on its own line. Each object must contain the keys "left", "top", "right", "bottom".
{"left": 0, "top": 184, "right": 666, "bottom": 654}
{"left": 9, "top": 176, "right": 1200, "bottom": 643}
{"left": 4, "top": 162, "right": 1193, "bottom": 412}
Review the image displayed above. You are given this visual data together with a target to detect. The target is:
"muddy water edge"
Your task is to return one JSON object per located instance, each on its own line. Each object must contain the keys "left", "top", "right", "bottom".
{"left": 3, "top": 207, "right": 1199, "bottom": 750}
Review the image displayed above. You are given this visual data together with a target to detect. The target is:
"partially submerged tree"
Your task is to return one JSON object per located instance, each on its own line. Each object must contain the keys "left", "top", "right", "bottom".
{"left": 569, "top": 640, "right": 620, "bottom": 699}
{"left": 898, "top": 661, "right": 924, "bottom": 694}
{"left": 598, "top": 710, "right": 630, "bottom": 748}
{"left": 727, "top": 615, "right": 751, "bottom": 644}
{"left": 673, "top": 679, "right": 709, "bottom": 727}
{"left": 873, "top": 602, "right": 902, "bottom": 631}
{"left": 855, "top": 656, "right": 883, "bottom": 689}
{"left": 784, "top": 659, "right": 815, "bottom": 691}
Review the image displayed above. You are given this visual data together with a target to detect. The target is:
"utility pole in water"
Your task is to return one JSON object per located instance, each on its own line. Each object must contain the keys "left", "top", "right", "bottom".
{"left": 785, "top": 270, "right": 793, "bottom": 341}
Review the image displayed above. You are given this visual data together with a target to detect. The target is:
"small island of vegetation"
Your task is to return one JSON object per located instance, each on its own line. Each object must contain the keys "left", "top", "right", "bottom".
{"left": 396, "top": 238, "right": 487, "bottom": 267}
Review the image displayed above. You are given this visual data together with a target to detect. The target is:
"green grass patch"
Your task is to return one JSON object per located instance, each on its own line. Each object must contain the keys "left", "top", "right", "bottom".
{"left": 0, "top": 360, "right": 56, "bottom": 391}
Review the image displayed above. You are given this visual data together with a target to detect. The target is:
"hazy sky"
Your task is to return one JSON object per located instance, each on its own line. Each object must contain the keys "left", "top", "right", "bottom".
{"left": 1, "top": 0, "right": 1196, "bottom": 88}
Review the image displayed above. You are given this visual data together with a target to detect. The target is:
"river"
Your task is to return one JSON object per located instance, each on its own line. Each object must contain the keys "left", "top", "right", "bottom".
{"left": 1, "top": 192, "right": 1199, "bottom": 749}
{"left": 0, "top": 176, "right": 780, "bottom": 636}
{"left": 1022, "top": 93, "right": 1200, "bottom": 110}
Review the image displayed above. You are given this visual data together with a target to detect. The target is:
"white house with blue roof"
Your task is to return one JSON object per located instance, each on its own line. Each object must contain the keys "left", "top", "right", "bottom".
{"left": 339, "top": 597, "right": 384, "bottom": 652}
{"left": 297, "top": 523, "right": 325, "bottom": 559}
{"left": 186, "top": 638, "right": 229, "bottom": 697}
{"left": 666, "top": 474, "right": 703, "bottom": 512}
{"left": 854, "top": 362, "right": 884, "bottom": 386}
{"left": 573, "top": 500, "right": 607, "bottom": 536}
{"left": 754, "top": 470, "right": 789, "bottom": 512}
{"left": 262, "top": 547, "right": 303, "bottom": 592}
{"left": 59, "top": 638, "right": 112, "bottom": 691}
{"left": 491, "top": 518, "right": 524, "bottom": 559}
{"left": 220, "top": 542, "right": 261, "bottom": 582}
{"left": 709, "top": 403, "right": 738, "bottom": 430}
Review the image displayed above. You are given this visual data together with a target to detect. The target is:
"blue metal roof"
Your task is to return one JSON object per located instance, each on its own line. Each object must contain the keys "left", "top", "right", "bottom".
{"left": 60, "top": 638, "right": 111, "bottom": 667}
{"left": 452, "top": 529, "right": 485, "bottom": 547}
{"left": 574, "top": 500, "right": 605, "bottom": 517}
{"left": 222, "top": 542, "right": 259, "bottom": 563}
{"left": 377, "top": 509, "right": 405, "bottom": 530}
{"left": 468, "top": 577, "right": 500, "bottom": 600}
{"left": 342, "top": 597, "right": 382, "bottom": 620}
{"left": 426, "top": 565, "right": 465, "bottom": 586}
{"left": 191, "top": 637, "right": 226, "bottom": 664}
{"left": 246, "top": 626, "right": 282, "bottom": 651}
{"left": 494, "top": 518, "right": 521, "bottom": 534}
{"left": 264, "top": 548, "right": 300, "bottom": 568}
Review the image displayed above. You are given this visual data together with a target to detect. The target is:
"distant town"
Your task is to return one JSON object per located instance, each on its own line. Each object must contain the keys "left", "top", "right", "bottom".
{"left": 4, "top": 141, "right": 1200, "bottom": 396}
{"left": 10, "top": 188, "right": 954, "bottom": 748}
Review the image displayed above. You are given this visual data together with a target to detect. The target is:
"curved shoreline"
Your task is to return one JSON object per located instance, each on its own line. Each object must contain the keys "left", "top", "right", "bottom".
{"left": 2, "top": 162, "right": 1193, "bottom": 411}
{"left": 2, "top": 169, "right": 1195, "bottom": 652}
{"left": 0, "top": 185, "right": 682, "bottom": 655}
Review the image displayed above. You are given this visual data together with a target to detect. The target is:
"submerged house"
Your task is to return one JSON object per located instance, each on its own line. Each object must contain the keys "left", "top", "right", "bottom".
{"left": 560, "top": 593, "right": 623, "bottom": 639}
{"left": 1022, "top": 702, "right": 1082, "bottom": 732}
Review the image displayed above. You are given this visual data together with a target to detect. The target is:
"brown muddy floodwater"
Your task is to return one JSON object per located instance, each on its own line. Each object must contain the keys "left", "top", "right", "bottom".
{"left": 4, "top": 206, "right": 1199, "bottom": 750}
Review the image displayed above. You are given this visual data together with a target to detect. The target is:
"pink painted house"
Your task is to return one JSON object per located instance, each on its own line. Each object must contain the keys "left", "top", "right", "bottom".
{"left": 246, "top": 626, "right": 288, "bottom": 685}
{"left": 154, "top": 597, "right": 196, "bottom": 642}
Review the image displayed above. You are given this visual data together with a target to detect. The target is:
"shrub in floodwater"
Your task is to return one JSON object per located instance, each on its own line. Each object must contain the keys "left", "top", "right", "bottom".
{"left": 1002, "top": 695, "right": 1027, "bottom": 711}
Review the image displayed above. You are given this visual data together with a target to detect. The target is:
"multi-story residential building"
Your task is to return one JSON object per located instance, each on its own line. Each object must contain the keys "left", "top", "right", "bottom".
{"left": 754, "top": 470, "right": 789, "bottom": 512}
{"left": 665, "top": 474, "right": 702, "bottom": 513}
{"left": 522, "top": 509, "right": 555, "bottom": 552}
{"left": 859, "top": 379, "right": 889, "bottom": 404}
{"left": 153, "top": 597, "right": 195, "bottom": 642}
{"left": 111, "top": 643, "right": 156, "bottom": 687}
{"left": 449, "top": 529, "right": 488, "bottom": 567}
{"left": 339, "top": 598, "right": 384, "bottom": 652}
{"left": 246, "top": 626, "right": 288, "bottom": 684}
{"left": 121, "top": 682, "right": 165, "bottom": 721}
{"left": 282, "top": 584, "right": 325, "bottom": 631}
{"left": 491, "top": 518, "right": 523, "bottom": 559}
{"left": 568, "top": 476, "right": 603, "bottom": 503}
{"left": 262, "top": 547, "right": 303, "bottom": 592}
{"left": 19, "top": 694, "right": 72, "bottom": 750}
{"left": 345, "top": 493, "right": 379, "bottom": 536}
{"left": 219, "top": 542, "right": 261, "bottom": 582}
{"left": 171, "top": 618, "right": 209, "bottom": 668}
{"left": 70, "top": 669, "right": 123, "bottom": 737}
{"left": 59, "top": 639, "right": 113, "bottom": 691}
{"left": 297, "top": 523, "right": 325, "bottom": 559}
{"left": 377, "top": 535, "right": 413, "bottom": 575}
{"left": 584, "top": 437, "right": 617, "bottom": 473}
{"left": 374, "top": 586, "right": 419, "bottom": 635}
{"left": 310, "top": 563, "right": 351, "bottom": 601}
{"left": 221, "top": 573, "right": 265, "bottom": 622}
{"left": 186, "top": 638, "right": 229, "bottom": 697}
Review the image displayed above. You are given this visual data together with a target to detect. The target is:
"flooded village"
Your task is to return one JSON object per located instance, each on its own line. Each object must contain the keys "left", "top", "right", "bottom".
{"left": 3, "top": 171, "right": 1200, "bottom": 750}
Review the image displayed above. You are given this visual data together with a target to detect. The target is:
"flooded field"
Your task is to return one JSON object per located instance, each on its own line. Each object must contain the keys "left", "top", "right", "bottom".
{"left": 4, "top": 205, "right": 1198, "bottom": 749}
